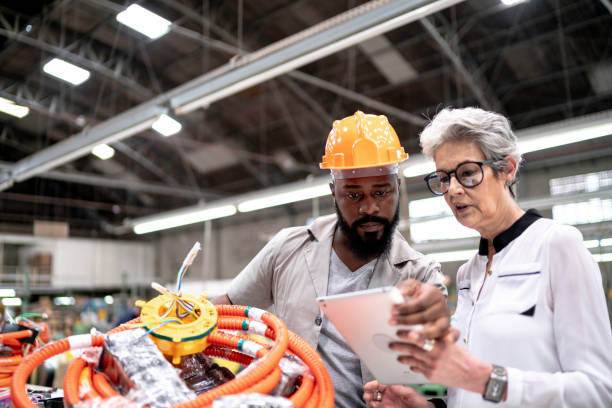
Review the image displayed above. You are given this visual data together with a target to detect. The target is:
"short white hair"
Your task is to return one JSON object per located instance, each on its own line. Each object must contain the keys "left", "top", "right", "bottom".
{"left": 419, "top": 107, "right": 523, "bottom": 174}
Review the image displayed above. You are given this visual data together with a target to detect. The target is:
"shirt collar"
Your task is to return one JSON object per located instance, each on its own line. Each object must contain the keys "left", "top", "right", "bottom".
{"left": 478, "top": 209, "right": 542, "bottom": 255}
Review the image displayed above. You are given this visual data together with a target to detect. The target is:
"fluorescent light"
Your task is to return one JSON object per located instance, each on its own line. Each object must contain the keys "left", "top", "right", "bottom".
{"left": 592, "top": 253, "right": 612, "bottom": 263}
{"left": 501, "top": 0, "right": 528, "bottom": 5}
{"left": 410, "top": 216, "right": 479, "bottom": 243}
{"left": 42, "top": 58, "right": 90, "bottom": 85}
{"left": 0, "top": 288, "right": 16, "bottom": 297}
{"left": 520, "top": 121, "right": 612, "bottom": 154}
{"left": 0, "top": 97, "right": 29, "bottom": 118}
{"left": 403, "top": 111, "right": 612, "bottom": 179}
{"left": 53, "top": 296, "right": 75, "bottom": 306}
{"left": 133, "top": 204, "right": 237, "bottom": 234}
{"left": 91, "top": 144, "right": 115, "bottom": 160}
{"left": 238, "top": 183, "right": 330, "bottom": 213}
{"left": 600, "top": 238, "right": 612, "bottom": 247}
{"left": 584, "top": 240, "right": 600, "bottom": 249}
{"left": 116, "top": 4, "right": 171, "bottom": 40}
{"left": 104, "top": 295, "right": 114, "bottom": 305}
{"left": 152, "top": 114, "right": 182, "bottom": 137}
{"left": 2, "top": 297, "right": 22, "bottom": 307}
{"left": 427, "top": 249, "right": 476, "bottom": 263}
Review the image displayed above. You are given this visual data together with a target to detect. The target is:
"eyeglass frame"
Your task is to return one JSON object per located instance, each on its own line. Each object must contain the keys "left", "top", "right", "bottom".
{"left": 423, "top": 159, "right": 497, "bottom": 196}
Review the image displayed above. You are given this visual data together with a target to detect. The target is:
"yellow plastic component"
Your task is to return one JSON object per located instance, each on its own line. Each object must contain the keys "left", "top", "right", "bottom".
{"left": 136, "top": 293, "right": 218, "bottom": 365}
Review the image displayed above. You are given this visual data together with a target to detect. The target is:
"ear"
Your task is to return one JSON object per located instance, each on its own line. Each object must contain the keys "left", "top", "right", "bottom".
{"left": 329, "top": 182, "right": 335, "bottom": 199}
{"left": 503, "top": 156, "right": 518, "bottom": 182}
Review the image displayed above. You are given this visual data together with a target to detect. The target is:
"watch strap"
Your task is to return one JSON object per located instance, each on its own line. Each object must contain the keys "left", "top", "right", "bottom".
{"left": 483, "top": 364, "right": 507, "bottom": 403}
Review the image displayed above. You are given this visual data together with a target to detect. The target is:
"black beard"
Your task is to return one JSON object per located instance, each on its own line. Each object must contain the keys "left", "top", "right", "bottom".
{"left": 334, "top": 201, "right": 400, "bottom": 260}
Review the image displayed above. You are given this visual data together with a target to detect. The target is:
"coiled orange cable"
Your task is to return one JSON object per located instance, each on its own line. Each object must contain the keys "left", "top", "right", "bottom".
{"left": 11, "top": 306, "right": 334, "bottom": 408}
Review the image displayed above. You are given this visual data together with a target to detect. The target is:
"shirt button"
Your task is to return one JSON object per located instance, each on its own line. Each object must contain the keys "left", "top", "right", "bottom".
{"left": 463, "top": 338, "right": 467, "bottom": 343}
{"left": 315, "top": 316, "right": 322, "bottom": 326}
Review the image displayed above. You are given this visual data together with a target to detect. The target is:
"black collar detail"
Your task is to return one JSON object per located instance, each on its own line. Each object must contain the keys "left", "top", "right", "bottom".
{"left": 478, "top": 209, "right": 542, "bottom": 255}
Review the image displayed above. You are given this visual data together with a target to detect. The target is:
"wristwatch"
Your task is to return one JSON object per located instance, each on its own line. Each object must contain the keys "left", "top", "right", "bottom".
{"left": 482, "top": 365, "right": 507, "bottom": 403}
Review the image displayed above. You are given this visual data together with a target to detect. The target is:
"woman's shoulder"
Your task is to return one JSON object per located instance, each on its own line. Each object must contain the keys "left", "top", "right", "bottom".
{"left": 531, "top": 217, "right": 583, "bottom": 242}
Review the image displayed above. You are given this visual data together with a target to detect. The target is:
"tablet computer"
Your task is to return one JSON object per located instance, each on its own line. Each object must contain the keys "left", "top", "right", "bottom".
{"left": 316, "top": 286, "right": 429, "bottom": 385}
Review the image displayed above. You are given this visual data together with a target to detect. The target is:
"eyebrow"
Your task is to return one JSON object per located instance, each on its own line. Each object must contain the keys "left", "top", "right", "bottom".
{"left": 341, "top": 183, "right": 392, "bottom": 189}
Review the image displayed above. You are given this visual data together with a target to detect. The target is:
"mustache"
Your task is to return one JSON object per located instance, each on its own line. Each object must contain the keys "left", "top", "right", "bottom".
{"left": 352, "top": 215, "right": 391, "bottom": 228}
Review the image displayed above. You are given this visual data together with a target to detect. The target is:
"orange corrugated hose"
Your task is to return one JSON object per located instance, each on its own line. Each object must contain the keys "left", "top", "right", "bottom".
{"left": 216, "top": 315, "right": 333, "bottom": 408}
{"left": 77, "top": 366, "right": 100, "bottom": 400}
{"left": 92, "top": 372, "right": 120, "bottom": 398}
{"left": 10, "top": 306, "right": 334, "bottom": 408}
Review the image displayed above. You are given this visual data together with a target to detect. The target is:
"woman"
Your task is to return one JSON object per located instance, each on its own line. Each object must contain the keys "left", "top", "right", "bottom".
{"left": 364, "top": 107, "right": 612, "bottom": 407}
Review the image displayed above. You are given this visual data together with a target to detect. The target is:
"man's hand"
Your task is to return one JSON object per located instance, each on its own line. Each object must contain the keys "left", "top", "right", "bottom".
{"left": 363, "top": 381, "right": 433, "bottom": 407}
{"left": 391, "top": 280, "right": 452, "bottom": 346}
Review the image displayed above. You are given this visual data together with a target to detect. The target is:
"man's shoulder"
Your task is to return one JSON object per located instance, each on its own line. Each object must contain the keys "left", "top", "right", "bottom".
{"left": 266, "top": 214, "right": 336, "bottom": 250}
{"left": 389, "top": 229, "right": 433, "bottom": 264}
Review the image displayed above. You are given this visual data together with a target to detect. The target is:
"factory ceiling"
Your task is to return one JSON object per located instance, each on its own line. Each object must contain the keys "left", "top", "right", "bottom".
{"left": 0, "top": 0, "right": 611, "bottom": 237}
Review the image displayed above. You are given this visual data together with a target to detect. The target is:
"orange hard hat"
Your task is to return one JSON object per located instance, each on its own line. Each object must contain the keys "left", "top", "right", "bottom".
{"left": 319, "top": 111, "right": 408, "bottom": 170}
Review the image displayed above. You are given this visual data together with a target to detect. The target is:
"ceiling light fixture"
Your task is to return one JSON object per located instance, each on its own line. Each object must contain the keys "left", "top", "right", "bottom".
{"left": 152, "top": 114, "right": 182, "bottom": 137}
{"left": 42, "top": 58, "right": 90, "bottom": 85}
{"left": 116, "top": 4, "right": 171, "bottom": 40}
{"left": 91, "top": 144, "right": 115, "bottom": 160}
{"left": 519, "top": 111, "right": 612, "bottom": 154}
{"left": 237, "top": 182, "right": 330, "bottom": 213}
{"left": 403, "top": 110, "right": 612, "bottom": 179}
{"left": 8, "top": 113, "right": 162, "bottom": 185}
{"left": 500, "top": 0, "right": 528, "bottom": 6}
{"left": 0, "top": 288, "right": 16, "bottom": 297}
{"left": 133, "top": 204, "right": 237, "bottom": 234}
{"left": 2, "top": 297, "right": 22, "bottom": 307}
{"left": 0, "top": 97, "right": 29, "bottom": 118}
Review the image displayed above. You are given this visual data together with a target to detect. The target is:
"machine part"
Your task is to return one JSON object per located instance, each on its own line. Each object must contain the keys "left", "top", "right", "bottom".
{"left": 178, "top": 352, "right": 235, "bottom": 394}
{"left": 102, "top": 328, "right": 196, "bottom": 407}
{"left": 10, "top": 305, "right": 334, "bottom": 408}
{"left": 319, "top": 110, "right": 408, "bottom": 171}
{"left": 136, "top": 293, "right": 218, "bottom": 364}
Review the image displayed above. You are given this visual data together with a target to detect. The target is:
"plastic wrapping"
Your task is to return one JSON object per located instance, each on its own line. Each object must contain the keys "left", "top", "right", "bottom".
{"left": 79, "top": 346, "right": 103, "bottom": 365}
{"left": 212, "top": 393, "right": 293, "bottom": 408}
{"left": 177, "top": 352, "right": 235, "bottom": 394}
{"left": 73, "top": 396, "right": 144, "bottom": 408}
{"left": 101, "top": 329, "right": 196, "bottom": 407}
{"left": 271, "top": 354, "right": 309, "bottom": 396}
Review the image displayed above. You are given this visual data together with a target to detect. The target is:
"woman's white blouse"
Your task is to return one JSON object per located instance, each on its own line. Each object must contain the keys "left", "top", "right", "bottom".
{"left": 449, "top": 217, "right": 612, "bottom": 407}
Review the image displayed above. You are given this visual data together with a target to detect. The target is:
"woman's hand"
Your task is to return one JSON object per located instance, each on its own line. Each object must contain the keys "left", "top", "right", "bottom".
{"left": 391, "top": 280, "right": 453, "bottom": 346}
{"left": 389, "top": 340, "right": 492, "bottom": 394}
{"left": 363, "top": 381, "right": 434, "bottom": 408}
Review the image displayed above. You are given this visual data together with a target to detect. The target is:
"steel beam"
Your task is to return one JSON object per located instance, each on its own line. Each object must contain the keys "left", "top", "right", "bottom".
{"left": 0, "top": 0, "right": 464, "bottom": 191}
{"left": 419, "top": 17, "right": 501, "bottom": 111}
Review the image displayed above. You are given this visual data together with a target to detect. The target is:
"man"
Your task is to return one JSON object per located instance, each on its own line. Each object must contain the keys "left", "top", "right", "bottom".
{"left": 214, "top": 111, "right": 449, "bottom": 407}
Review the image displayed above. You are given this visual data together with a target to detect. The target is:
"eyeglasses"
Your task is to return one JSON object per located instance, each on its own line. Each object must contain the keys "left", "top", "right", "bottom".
{"left": 424, "top": 159, "right": 496, "bottom": 196}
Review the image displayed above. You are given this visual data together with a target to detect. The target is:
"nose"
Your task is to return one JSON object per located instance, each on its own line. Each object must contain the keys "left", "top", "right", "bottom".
{"left": 447, "top": 174, "right": 464, "bottom": 195}
{"left": 358, "top": 196, "right": 380, "bottom": 216}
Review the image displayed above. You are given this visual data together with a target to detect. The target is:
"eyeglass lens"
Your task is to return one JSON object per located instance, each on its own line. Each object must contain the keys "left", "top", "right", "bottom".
{"left": 428, "top": 162, "right": 485, "bottom": 194}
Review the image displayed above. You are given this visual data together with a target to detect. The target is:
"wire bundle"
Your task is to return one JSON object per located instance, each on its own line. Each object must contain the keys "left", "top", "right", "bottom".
{"left": 10, "top": 242, "right": 334, "bottom": 407}
{"left": 0, "top": 314, "right": 48, "bottom": 387}
{"left": 10, "top": 305, "right": 334, "bottom": 408}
